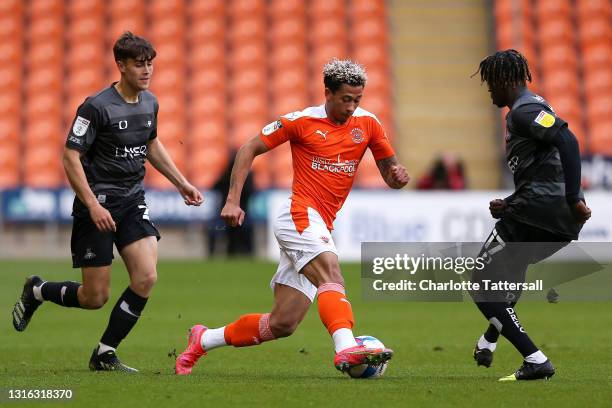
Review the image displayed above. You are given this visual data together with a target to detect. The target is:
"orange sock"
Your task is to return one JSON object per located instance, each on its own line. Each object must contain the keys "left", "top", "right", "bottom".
{"left": 317, "top": 283, "right": 354, "bottom": 335}
{"left": 223, "top": 313, "right": 275, "bottom": 347}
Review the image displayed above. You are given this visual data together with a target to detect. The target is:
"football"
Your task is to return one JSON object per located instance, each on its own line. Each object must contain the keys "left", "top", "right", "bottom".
{"left": 347, "top": 336, "right": 389, "bottom": 379}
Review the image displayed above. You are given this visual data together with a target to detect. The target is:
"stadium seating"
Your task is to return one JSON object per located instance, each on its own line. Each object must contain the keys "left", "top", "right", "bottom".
{"left": 4, "top": 1, "right": 397, "bottom": 191}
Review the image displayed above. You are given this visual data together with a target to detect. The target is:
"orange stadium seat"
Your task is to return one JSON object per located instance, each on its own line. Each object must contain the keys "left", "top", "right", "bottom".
{"left": 578, "top": 15, "right": 610, "bottom": 46}
{"left": 150, "top": 17, "right": 186, "bottom": 44}
{"left": 107, "top": 15, "right": 145, "bottom": 41}
{"left": 540, "top": 43, "right": 579, "bottom": 69}
{"left": 0, "top": 0, "right": 22, "bottom": 15}
{"left": 66, "top": 16, "right": 104, "bottom": 42}
{"left": 309, "top": 0, "right": 345, "bottom": 19}
{"left": 577, "top": 0, "right": 610, "bottom": 18}
{"left": 25, "top": 94, "right": 62, "bottom": 124}
{"left": 0, "top": 142, "right": 19, "bottom": 188}
{"left": 150, "top": 0, "right": 184, "bottom": 17}
{"left": 310, "top": 17, "right": 347, "bottom": 45}
{"left": 25, "top": 66, "right": 62, "bottom": 96}
{"left": 230, "top": 42, "right": 266, "bottom": 67}
{"left": 109, "top": 0, "right": 144, "bottom": 15}
{"left": 537, "top": 18, "right": 574, "bottom": 43}
{"left": 584, "top": 68, "right": 612, "bottom": 99}
{"left": 27, "top": 0, "right": 63, "bottom": 17}
{"left": 272, "top": 94, "right": 309, "bottom": 116}
{"left": 0, "top": 37, "right": 22, "bottom": 67}
{"left": 230, "top": 91, "right": 267, "bottom": 118}
{"left": 26, "top": 41, "right": 63, "bottom": 67}
{"left": 310, "top": 42, "right": 349, "bottom": 80}
{"left": 590, "top": 121, "right": 612, "bottom": 156}
{"left": 535, "top": 0, "right": 571, "bottom": 18}
{"left": 24, "top": 144, "right": 63, "bottom": 188}
{"left": 582, "top": 42, "right": 611, "bottom": 69}
{"left": 229, "top": 67, "right": 267, "bottom": 94}
{"left": 586, "top": 94, "right": 612, "bottom": 124}
{"left": 189, "top": 145, "right": 230, "bottom": 190}
{"left": 152, "top": 68, "right": 185, "bottom": 94}
{"left": 67, "top": 0, "right": 103, "bottom": 16}
{"left": 228, "top": 16, "right": 266, "bottom": 44}
{"left": 0, "top": 14, "right": 22, "bottom": 41}
{"left": 188, "top": 15, "right": 224, "bottom": 44}
{"left": 191, "top": 121, "right": 228, "bottom": 149}
{"left": 189, "top": 0, "right": 224, "bottom": 19}
{"left": 190, "top": 41, "right": 225, "bottom": 65}
{"left": 0, "top": 89, "right": 20, "bottom": 118}
{"left": 228, "top": 0, "right": 265, "bottom": 18}
{"left": 252, "top": 156, "right": 272, "bottom": 190}
{"left": 350, "top": 0, "right": 386, "bottom": 19}
{"left": 0, "top": 115, "right": 19, "bottom": 144}
{"left": 157, "top": 115, "right": 186, "bottom": 145}
{"left": 541, "top": 68, "right": 580, "bottom": 95}
{"left": 27, "top": 15, "right": 63, "bottom": 42}
{"left": 351, "top": 16, "right": 389, "bottom": 46}
{"left": 0, "top": 66, "right": 20, "bottom": 93}
{"left": 271, "top": 144, "right": 293, "bottom": 189}
{"left": 66, "top": 42, "right": 105, "bottom": 66}
{"left": 271, "top": 69, "right": 308, "bottom": 100}
{"left": 269, "top": 0, "right": 305, "bottom": 16}
{"left": 353, "top": 43, "right": 390, "bottom": 72}
{"left": 189, "top": 92, "right": 227, "bottom": 120}
{"left": 231, "top": 119, "right": 264, "bottom": 149}
{"left": 270, "top": 43, "right": 307, "bottom": 68}
{"left": 269, "top": 18, "right": 306, "bottom": 45}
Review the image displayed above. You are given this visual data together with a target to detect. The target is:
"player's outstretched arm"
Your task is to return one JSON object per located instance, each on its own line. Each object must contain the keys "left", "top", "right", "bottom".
{"left": 221, "top": 135, "right": 270, "bottom": 227}
{"left": 375, "top": 156, "right": 410, "bottom": 189}
{"left": 62, "top": 147, "right": 116, "bottom": 232}
{"left": 147, "top": 138, "right": 203, "bottom": 206}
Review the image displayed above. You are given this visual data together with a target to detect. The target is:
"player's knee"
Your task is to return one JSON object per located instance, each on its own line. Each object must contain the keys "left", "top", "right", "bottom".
{"left": 132, "top": 270, "right": 157, "bottom": 293}
{"left": 82, "top": 291, "right": 109, "bottom": 309}
{"left": 269, "top": 316, "right": 299, "bottom": 338}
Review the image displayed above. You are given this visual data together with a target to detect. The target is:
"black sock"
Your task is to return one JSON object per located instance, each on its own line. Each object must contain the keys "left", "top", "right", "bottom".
{"left": 483, "top": 300, "right": 518, "bottom": 343}
{"left": 41, "top": 281, "right": 82, "bottom": 308}
{"left": 100, "top": 287, "right": 148, "bottom": 349}
{"left": 475, "top": 302, "right": 538, "bottom": 358}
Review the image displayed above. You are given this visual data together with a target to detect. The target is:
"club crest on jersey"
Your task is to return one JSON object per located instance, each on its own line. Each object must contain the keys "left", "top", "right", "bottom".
{"left": 534, "top": 111, "right": 555, "bottom": 128}
{"left": 351, "top": 128, "right": 364, "bottom": 143}
{"left": 262, "top": 120, "right": 282, "bottom": 136}
{"left": 72, "top": 116, "right": 90, "bottom": 137}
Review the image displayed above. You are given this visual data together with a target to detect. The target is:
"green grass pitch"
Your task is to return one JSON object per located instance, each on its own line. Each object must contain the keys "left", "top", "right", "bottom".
{"left": 1, "top": 259, "right": 610, "bottom": 407}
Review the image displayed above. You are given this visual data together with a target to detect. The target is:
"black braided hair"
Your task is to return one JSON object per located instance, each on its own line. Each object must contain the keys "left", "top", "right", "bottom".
{"left": 472, "top": 49, "right": 532, "bottom": 89}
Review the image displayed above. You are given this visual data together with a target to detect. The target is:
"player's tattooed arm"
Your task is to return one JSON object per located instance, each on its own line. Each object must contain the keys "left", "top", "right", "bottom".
{"left": 376, "top": 156, "right": 410, "bottom": 189}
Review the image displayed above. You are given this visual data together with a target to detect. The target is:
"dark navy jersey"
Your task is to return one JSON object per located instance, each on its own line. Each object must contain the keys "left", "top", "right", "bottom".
{"left": 504, "top": 89, "right": 583, "bottom": 240}
{"left": 66, "top": 83, "right": 158, "bottom": 197}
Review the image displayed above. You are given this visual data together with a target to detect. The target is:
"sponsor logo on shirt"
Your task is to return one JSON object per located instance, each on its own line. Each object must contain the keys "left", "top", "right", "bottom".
{"left": 262, "top": 120, "right": 282, "bottom": 135}
{"left": 72, "top": 116, "right": 90, "bottom": 137}
{"left": 115, "top": 145, "right": 147, "bottom": 159}
{"left": 311, "top": 155, "right": 359, "bottom": 176}
{"left": 534, "top": 111, "right": 555, "bottom": 128}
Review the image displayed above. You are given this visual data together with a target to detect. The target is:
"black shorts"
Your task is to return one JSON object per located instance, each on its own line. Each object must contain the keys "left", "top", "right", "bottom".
{"left": 470, "top": 217, "right": 569, "bottom": 302}
{"left": 71, "top": 195, "right": 161, "bottom": 268}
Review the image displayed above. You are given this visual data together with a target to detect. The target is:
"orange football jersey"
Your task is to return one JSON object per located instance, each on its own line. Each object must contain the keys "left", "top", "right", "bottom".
{"left": 259, "top": 105, "right": 395, "bottom": 233}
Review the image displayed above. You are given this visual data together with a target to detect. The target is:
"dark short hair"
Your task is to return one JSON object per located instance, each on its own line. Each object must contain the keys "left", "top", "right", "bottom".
{"left": 323, "top": 59, "right": 367, "bottom": 93}
{"left": 113, "top": 31, "right": 156, "bottom": 62}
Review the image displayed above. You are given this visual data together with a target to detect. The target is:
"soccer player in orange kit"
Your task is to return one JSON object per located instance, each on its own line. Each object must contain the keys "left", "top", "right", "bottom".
{"left": 176, "top": 59, "right": 409, "bottom": 375}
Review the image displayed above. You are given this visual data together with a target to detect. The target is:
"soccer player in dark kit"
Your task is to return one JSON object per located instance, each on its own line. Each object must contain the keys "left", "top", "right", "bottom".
{"left": 470, "top": 49, "right": 591, "bottom": 381}
{"left": 11, "top": 32, "right": 203, "bottom": 372}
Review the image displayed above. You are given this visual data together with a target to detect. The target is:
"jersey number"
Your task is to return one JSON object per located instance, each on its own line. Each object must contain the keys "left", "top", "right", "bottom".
{"left": 138, "top": 205, "right": 150, "bottom": 220}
